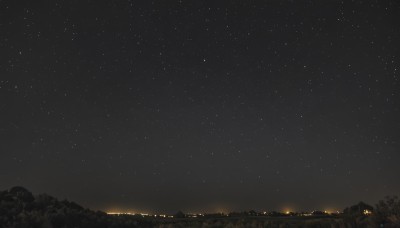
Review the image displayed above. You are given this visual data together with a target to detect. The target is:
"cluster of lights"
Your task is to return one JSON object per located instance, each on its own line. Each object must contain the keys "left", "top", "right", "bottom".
{"left": 363, "top": 209, "right": 372, "bottom": 215}
{"left": 107, "top": 212, "right": 135, "bottom": 215}
{"left": 107, "top": 212, "right": 175, "bottom": 218}
{"left": 107, "top": 209, "right": 345, "bottom": 218}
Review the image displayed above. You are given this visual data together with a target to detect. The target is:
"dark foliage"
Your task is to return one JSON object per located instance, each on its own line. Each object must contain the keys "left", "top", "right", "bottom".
{"left": 173, "top": 210, "right": 186, "bottom": 218}
{"left": 0, "top": 187, "right": 152, "bottom": 228}
{"left": 374, "top": 196, "right": 400, "bottom": 226}
{"left": 343, "top": 201, "right": 374, "bottom": 216}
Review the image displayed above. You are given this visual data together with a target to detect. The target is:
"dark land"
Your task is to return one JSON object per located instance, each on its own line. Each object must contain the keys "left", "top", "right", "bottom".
{"left": 1, "top": 186, "right": 399, "bottom": 228}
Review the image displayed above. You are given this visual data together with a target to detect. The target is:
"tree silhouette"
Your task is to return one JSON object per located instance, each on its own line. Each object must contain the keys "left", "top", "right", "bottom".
{"left": 174, "top": 210, "right": 186, "bottom": 218}
{"left": 343, "top": 201, "right": 373, "bottom": 216}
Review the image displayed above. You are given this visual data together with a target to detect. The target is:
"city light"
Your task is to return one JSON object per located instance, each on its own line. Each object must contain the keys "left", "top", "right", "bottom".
{"left": 363, "top": 209, "right": 372, "bottom": 215}
{"left": 106, "top": 212, "right": 135, "bottom": 215}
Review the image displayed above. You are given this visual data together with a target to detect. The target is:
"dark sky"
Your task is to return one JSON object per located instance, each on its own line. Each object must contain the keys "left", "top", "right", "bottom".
{"left": 1, "top": 0, "right": 399, "bottom": 214}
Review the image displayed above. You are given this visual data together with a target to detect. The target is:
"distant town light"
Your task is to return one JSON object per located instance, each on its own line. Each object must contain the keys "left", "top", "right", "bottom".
{"left": 363, "top": 209, "right": 372, "bottom": 215}
{"left": 106, "top": 212, "right": 134, "bottom": 215}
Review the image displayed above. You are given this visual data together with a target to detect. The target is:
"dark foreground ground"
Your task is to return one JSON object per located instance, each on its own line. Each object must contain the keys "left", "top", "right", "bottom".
{"left": 117, "top": 216, "right": 381, "bottom": 228}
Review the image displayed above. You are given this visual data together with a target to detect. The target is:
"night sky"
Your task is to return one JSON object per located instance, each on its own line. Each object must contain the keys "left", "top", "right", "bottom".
{"left": 1, "top": 0, "right": 399, "bottom": 214}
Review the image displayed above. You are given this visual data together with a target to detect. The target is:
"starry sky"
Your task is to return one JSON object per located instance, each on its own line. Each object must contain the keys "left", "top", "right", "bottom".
{"left": 1, "top": 0, "right": 399, "bottom": 214}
